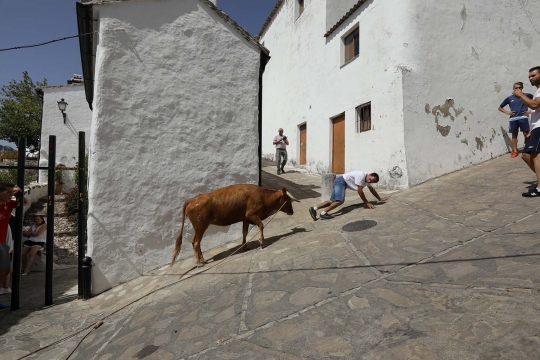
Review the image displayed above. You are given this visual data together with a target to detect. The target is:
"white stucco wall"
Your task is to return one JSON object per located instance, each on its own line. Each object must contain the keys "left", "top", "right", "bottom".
{"left": 261, "top": 0, "right": 410, "bottom": 188}
{"left": 402, "top": 0, "right": 540, "bottom": 186}
{"left": 262, "top": 0, "right": 539, "bottom": 188}
{"left": 39, "top": 85, "right": 92, "bottom": 192}
{"left": 88, "top": 0, "right": 262, "bottom": 294}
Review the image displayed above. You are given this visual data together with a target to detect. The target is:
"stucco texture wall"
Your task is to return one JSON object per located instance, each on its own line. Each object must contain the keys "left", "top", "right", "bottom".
{"left": 88, "top": 0, "right": 261, "bottom": 293}
{"left": 261, "top": 0, "right": 410, "bottom": 189}
{"left": 402, "top": 0, "right": 540, "bottom": 186}
{"left": 39, "top": 85, "right": 92, "bottom": 192}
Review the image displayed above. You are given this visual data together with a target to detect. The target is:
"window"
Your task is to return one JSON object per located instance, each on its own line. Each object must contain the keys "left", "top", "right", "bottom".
{"left": 296, "top": 0, "right": 305, "bottom": 18}
{"left": 356, "top": 102, "right": 371, "bottom": 133}
{"left": 343, "top": 27, "right": 359, "bottom": 63}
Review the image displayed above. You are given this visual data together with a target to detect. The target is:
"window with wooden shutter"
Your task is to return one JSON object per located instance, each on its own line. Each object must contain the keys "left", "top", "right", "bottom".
{"left": 343, "top": 27, "right": 359, "bottom": 63}
{"left": 356, "top": 102, "right": 371, "bottom": 133}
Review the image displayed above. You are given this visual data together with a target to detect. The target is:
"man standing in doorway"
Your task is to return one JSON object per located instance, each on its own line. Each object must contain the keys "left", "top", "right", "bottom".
{"left": 273, "top": 128, "right": 289, "bottom": 175}
{"left": 308, "top": 171, "right": 388, "bottom": 220}
{"left": 515, "top": 67, "right": 540, "bottom": 197}
{"left": 498, "top": 81, "right": 533, "bottom": 157}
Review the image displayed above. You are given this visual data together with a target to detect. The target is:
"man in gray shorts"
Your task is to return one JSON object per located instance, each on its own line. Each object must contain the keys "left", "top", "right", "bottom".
{"left": 0, "top": 183, "right": 23, "bottom": 301}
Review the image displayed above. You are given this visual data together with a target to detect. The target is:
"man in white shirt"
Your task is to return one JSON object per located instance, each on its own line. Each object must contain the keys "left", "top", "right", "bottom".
{"left": 309, "top": 171, "right": 388, "bottom": 220}
{"left": 273, "top": 128, "right": 289, "bottom": 175}
{"left": 515, "top": 66, "right": 540, "bottom": 197}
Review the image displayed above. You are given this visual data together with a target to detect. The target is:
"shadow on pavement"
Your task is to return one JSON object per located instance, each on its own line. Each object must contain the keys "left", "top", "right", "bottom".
{"left": 208, "top": 226, "right": 311, "bottom": 263}
{"left": 0, "top": 268, "right": 78, "bottom": 337}
{"left": 261, "top": 172, "right": 320, "bottom": 201}
{"left": 197, "top": 252, "right": 540, "bottom": 277}
{"left": 330, "top": 201, "right": 388, "bottom": 218}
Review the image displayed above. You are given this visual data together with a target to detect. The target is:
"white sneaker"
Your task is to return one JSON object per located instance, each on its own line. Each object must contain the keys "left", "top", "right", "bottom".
{"left": 0, "top": 287, "right": 11, "bottom": 294}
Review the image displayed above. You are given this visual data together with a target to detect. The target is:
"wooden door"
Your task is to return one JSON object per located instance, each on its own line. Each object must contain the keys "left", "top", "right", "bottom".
{"left": 299, "top": 124, "right": 307, "bottom": 165}
{"left": 332, "top": 115, "right": 345, "bottom": 174}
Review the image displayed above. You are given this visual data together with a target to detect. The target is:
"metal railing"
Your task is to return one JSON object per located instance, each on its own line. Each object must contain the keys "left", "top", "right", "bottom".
{"left": 1, "top": 132, "right": 88, "bottom": 310}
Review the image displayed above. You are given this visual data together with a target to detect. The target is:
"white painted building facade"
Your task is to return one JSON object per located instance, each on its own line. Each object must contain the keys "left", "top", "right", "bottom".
{"left": 259, "top": 0, "right": 540, "bottom": 188}
{"left": 38, "top": 84, "right": 92, "bottom": 192}
{"left": 77, "top": 0, "right": 269, "bottom": 294}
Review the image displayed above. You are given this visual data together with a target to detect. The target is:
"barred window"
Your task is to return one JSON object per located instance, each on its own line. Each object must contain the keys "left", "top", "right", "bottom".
{"left": 356, "top": 102, "right": 371, "bottom": 133}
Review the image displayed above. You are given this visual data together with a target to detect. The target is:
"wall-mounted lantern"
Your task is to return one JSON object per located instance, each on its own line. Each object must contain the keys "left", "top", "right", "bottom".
{"left": 57, "top": 98, "right": 68, "bottom": 124}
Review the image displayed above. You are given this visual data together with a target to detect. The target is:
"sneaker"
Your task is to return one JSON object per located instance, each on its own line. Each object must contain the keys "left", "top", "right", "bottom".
{"left": 308, "top": 207, "right": 317, "bottom": 221}
{"left": 522, "top": 188, "right": 540, "bottom": 197}
{"left": 281, "top": 169, "right": 286, "bottom": 174}
{"left": 511, "top": 151, "right": 519, "bottom": 158}
{"left": 277, "top": 171, "right": 281, "bottom": 175}
{"left": 320, "top": 213, "right": 334, "bottom": 220}
{"left": 0, "top": 288, "right": 11, "bottom": 294}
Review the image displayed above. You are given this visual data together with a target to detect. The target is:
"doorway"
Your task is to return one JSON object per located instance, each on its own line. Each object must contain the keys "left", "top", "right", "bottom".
{"left": 332, "top": 114, "right": 345, "bottom": 174}
{"left": 299, "top": 123, "right": 306, "bottom": 165}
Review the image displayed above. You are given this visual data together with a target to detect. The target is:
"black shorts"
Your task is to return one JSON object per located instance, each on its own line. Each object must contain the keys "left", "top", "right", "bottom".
{"left": 23, "top": 240, "right": 45, "bottom": 248}
{"left": 524, "top": 128, "right": 540, "bottom": 153}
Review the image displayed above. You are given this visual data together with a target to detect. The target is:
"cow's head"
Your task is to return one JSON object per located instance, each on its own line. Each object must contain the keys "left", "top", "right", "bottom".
{"left": 280, "top": 187, "right": 300, "bottom": 215}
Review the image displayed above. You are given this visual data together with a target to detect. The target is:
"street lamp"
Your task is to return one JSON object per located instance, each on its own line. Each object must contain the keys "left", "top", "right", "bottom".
{"left": 57, "top": 98, "right": 68, "bottom": 124}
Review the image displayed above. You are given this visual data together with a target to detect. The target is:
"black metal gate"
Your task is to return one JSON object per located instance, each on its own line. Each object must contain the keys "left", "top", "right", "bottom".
{"left": 0, "top": 132, "right": 87, "bottom": 310}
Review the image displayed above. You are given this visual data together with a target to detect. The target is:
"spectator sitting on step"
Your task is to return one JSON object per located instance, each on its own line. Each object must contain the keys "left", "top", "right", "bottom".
{"left": 21, "top": 215, "right": 47, "bottom": 276}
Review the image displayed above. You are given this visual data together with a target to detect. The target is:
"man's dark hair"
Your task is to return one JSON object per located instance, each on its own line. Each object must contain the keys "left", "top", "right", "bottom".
{"left": 514, "top": 81, "right": 524, "bottom": 88}
{"left": 0, "top": 183, "right": 15, "bottom": 192}
{"left": 529, "top": 66, "right": 540, "bottom": 73}
{"left": 369, "top": 173, "right": 380, "bottom": 182}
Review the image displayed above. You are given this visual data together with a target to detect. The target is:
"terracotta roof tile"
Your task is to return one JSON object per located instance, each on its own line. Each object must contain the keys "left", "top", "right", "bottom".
{"left": 324, "top": 0, "right": 369, "bottom": 38}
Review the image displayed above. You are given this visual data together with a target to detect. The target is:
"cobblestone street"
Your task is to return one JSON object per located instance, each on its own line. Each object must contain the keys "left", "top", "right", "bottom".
{"left": 2, "top": 155, "right": 540, "bottom": 359}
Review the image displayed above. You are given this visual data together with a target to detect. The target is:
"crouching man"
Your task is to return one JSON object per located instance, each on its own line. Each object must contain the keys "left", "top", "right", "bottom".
{"left": 309, "top": 171, "right": 388, "bottom": 220}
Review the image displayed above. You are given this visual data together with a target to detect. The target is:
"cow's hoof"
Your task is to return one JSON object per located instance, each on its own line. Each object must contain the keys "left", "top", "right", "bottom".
{"left": 196, "top": 262, "right": 206, "bottom": 268}
{"left": 259, "top": 243, "right": 266, "bottom": 249}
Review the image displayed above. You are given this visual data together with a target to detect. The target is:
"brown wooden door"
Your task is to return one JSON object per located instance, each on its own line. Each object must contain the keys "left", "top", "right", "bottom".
{"left": 332, "top": 115, "right": 345, "bottom": 174}
{"left": 299, "top": 124, "right": 307, "bottom": 165}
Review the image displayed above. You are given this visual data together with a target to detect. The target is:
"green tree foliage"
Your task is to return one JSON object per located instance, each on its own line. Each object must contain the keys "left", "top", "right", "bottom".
{"left": 0, "top": 169, "right": 36, "bottom": 186}
{"left": 0, "top": 71, "right": 47, "bottom": 151}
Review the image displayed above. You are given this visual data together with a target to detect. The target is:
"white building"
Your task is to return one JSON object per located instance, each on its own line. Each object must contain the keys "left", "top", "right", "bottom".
{"left": 259, "top": 0, "right": 539, "bottom": 189}
{"left": 38, "top": 83, "right": 92, "bottom": 192}
{"left": 76, "top": 0, "right": 270, "bottom": 294}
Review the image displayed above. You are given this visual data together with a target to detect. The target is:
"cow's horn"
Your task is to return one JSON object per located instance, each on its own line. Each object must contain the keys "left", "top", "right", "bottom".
{"left": 286, "top": 191, "right": 300, "bottom": 202}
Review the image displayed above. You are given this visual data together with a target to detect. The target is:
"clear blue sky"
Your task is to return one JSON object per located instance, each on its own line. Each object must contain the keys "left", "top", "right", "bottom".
{"left": 0, "top": 0, "right": 277, "bottom": 147}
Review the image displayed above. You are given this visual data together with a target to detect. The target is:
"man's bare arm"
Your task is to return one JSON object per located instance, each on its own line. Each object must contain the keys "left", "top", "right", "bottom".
{"left": 357, "top": 187, "right": 375, "bottom": 209}
{"left": 498, "top": 106, "right": 514, "bottom": 116}
{"left": 368, "top": 186, "right": 389, "bottom": 202}
{"left": 514, "top": 89, "right": 540, "bottom": 109}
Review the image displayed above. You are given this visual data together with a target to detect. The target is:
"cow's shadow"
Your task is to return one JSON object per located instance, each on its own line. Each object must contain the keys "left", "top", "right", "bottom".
{"left": 208, "top": 226, "right": 310, "bottom": 262}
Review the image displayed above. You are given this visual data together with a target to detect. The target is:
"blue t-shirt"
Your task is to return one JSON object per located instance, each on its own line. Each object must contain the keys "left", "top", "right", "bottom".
{"left": 500, "top": 94, "right": 533, "bottom": 119}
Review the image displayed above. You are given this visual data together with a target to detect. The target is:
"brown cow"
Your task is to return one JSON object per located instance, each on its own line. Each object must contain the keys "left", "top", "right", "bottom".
{"left": 171, "top": 184, "right": 299, "bottom": 267}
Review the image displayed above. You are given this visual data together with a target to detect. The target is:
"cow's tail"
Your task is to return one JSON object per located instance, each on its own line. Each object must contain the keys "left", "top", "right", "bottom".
{"left": 171, "top": 200, "right": 189, "bottom": 267}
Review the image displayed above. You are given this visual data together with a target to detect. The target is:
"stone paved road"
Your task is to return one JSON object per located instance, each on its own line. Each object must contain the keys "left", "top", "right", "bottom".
{"left": 2, "top": 156, "right": 540, "bottom": 359}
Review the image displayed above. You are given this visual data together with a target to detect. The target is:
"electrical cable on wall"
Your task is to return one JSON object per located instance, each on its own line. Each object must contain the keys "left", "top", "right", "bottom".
{"left": 0, "top": 32, "right": 96, "bottom": 52}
